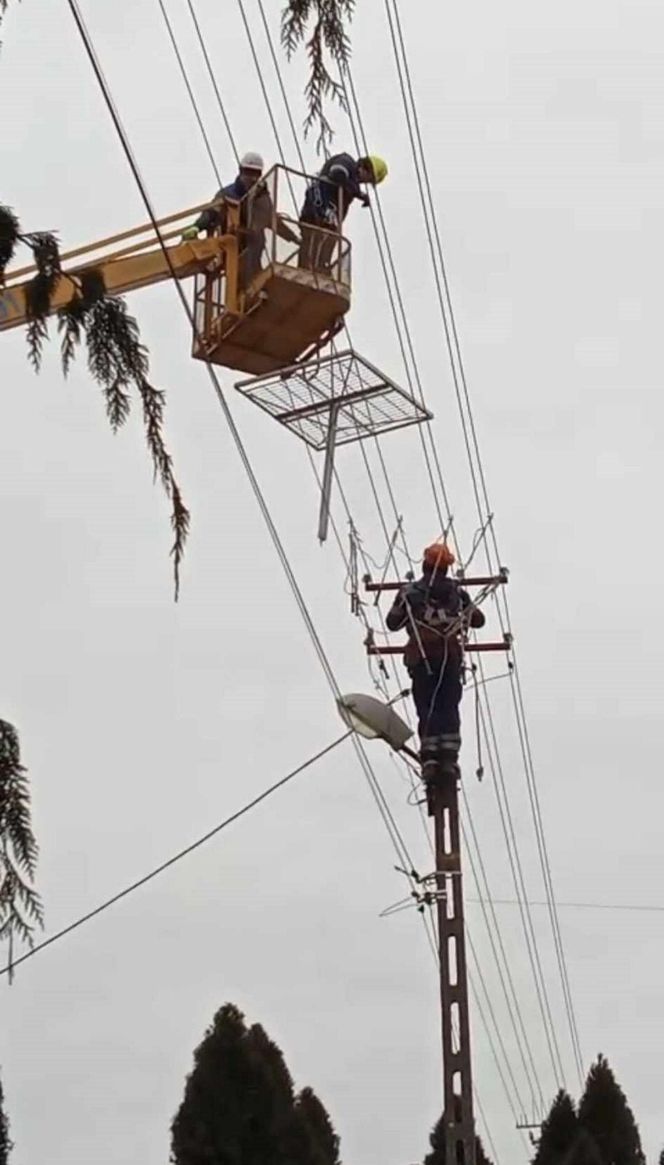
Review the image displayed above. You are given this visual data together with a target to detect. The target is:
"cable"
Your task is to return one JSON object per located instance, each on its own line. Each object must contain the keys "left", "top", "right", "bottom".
{"left": 240, "top": 0, "right": 415, "bottom": 573}
{"left": 461, "top": 800, "right": 546, "bottom": 1113}
{"left": 469, "top": 897, "right": 664, "bottom": 915}
{"left": 181, "top": 0, "right": 238, "bottom": 162}
{"left": 154, "top": 0, "right": 222, "bottom": 184}
{"left": 1, "top": 730, "right": 352, "bottom": 978}
{"left": 65, "top": 11, "right": 506, "bottom": 1154}
{"left": 65, "top": 0, "right": 429, "bottom": 947}
{"left": 384, "top": 0, "right": 585, "bottom": 1084}
{"left": 475, "top": 677, "right": 565, "bottom": 1086}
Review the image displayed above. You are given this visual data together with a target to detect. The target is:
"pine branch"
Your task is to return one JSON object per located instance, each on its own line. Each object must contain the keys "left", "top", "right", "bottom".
{"left": 23, "top": 232, "right": 61, "bottom": 371}
{"left": 57, "top": 267, "right": 106, "bottom": 376}
{"left": 282, "top": 0, "right": 354, "bottom": 151}
{"left": 82, "top": 298, "right": 190, "bottom": 597}
{"left": 4, "top": 208, "right": 190, "bottom": 597}
{"left": 0, "top": 720, "right": 43, "bottom": 975}
{"left": 0, "top": 204, "right": 20, "bottom": 282}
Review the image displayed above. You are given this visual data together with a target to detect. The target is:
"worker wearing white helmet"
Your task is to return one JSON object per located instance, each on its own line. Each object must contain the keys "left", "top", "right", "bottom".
{"left": 182, "top": 151, "right": 299, "bottom": 286}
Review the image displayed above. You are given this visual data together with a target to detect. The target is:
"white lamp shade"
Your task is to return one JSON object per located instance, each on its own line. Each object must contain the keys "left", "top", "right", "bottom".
{"left": 337, "top": 693, "right": 413, "bottom": 750}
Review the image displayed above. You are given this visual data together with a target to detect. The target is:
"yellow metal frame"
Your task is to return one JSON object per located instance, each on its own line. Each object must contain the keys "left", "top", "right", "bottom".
{"left": 0, "top": 201, "right": 235, "bottom": 333}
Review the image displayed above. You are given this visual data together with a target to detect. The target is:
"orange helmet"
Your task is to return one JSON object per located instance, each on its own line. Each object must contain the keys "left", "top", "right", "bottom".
{"left": 423, "top": 542, "right": 455, "bottom": 570}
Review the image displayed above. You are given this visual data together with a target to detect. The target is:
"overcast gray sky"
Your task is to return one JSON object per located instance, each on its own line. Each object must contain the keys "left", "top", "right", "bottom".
{"left": 2, "top": 0, "right": 663, "bottom": 1162}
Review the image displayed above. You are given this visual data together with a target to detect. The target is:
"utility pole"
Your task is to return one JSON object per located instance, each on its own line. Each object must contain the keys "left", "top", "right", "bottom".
{"left": 431, "top": 773, "right": 476, "bottom": 1165}
{"left": 339, "top": 569, "right": 510, "bottom": 1165}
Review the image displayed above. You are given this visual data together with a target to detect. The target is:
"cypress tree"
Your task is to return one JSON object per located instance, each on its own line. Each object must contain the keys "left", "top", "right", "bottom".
{"left": 475, "top": 1136, "right": 493, "bottom": 1165}
{"left": 170, "top": 1003, "right": 285, "bottom": 1165}
{"left": 293, "top": 1086, "right": 341, "bottom": 1165}
{"left": 534, "top": 1090, "right": 579, "bottom": 1165}
{"left": 424, "top": 1109, "right": 494, "bottom": 1165}
{"left": 577, "top": 1055, "right": 644, "bottom": 1165}
{"left": 562, "top": 1129, "right": 603, "bottom": 1165}
{"left": 170, "top": 1004, "right": 341, "bottom": 1165}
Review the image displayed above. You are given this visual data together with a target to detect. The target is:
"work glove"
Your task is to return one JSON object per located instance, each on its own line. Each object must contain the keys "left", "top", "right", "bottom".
{"left": 360, "top": 193, "right": 371, "bottom": 208}
{"left": 181, "top": 225, "right": 199, "bottom": 241}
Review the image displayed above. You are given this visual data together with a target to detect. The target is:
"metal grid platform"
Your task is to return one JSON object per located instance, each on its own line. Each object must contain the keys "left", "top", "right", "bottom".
{"left": 235, "top": 349, "right": 432, "bottom": 451}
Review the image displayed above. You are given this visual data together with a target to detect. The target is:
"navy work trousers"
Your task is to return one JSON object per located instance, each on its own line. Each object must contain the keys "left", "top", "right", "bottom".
{"left": 410, "top": 657, "right": 462, "bottom": 749}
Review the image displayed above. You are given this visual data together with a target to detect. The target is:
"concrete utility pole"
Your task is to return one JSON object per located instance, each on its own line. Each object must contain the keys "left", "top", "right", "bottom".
{"left": 338, "top": 570, "right": 509, "bottom": 1165}
{"left": 430, "top": 773, "right": 476, "bottom": 1165}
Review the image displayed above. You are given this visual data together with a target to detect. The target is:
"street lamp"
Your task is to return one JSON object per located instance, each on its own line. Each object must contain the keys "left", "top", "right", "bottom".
{"left": 336, "top": 692, "right": 415, "bottom": 754}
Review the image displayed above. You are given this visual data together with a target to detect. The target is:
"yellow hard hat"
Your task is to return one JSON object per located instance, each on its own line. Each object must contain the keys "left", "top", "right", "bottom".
{"left": 367, "top": 155, "right": 388, "bottom": 184}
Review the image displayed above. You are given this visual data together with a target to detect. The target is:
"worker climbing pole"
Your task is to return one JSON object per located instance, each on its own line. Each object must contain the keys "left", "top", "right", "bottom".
{"left": 359, "top": 549, "right": 511, "bottom": 1165}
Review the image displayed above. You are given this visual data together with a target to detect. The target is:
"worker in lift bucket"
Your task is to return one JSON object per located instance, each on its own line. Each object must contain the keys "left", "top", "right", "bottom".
{"left": 386, "top": 542, "right": 485, "bottom": 785}
{"left": 298, "top": 154, "right": 388, "bottom": 273}
{"left": 182, "top": 151, "right": 299, "bottom": 287}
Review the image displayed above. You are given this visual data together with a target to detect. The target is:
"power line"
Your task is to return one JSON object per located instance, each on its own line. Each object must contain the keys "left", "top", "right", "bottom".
{"left": 64, "top": 0, "right": 430, "bottom": 955}
{"left": 469, "top": 897, "right": 664, "bottom": 916}
{"left": 388, "top": 0, "right": 585, "bottom": 1083}
{"left": 64, "top": 10, "right": 517, "bottom": 1155}
{"left": 341, "top": 31, "right": 566, "bottom": 1102}
{"left": 381, "top": 0, "right": 584, "bottom": 1086}
{"left": 461, "top": 798, "right": 546, "bottom": 1114}
{"left": 1, "top": 730, "right": 352, "bottom": 978}
{"left": 153, "top": 10, "right": 505, "bottom": 1152}
{"left": 181, "top": 0, "right": 238, "bottom": 162}
{"left": 154, "top": 0, "right": 222, "bottom": 184}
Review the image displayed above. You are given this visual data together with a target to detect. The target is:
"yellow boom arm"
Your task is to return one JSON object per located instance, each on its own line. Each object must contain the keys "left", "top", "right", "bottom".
{"left": 0, "top": 202, "right": 237, "bottom": 332}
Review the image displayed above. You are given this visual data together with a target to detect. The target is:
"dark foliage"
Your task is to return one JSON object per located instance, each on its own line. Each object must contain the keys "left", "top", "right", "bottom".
{"left": 0, "top": 0, "right": 9, "bottom": 53}
{"left": 293, "top": 1086, "right": 341, "bottom": 1165}
{"left": 577, "top": 1055, "right": 645, "bottom": 1165}
{"left": 0, "top": 720, "right": 43, "bottom": 979}
{"left": 0, "top": 1071, "right": 11, "bottom": 1165}
{"left": 0, "top": 206, "right": 19, "bottom": 279}
{"left": 2, "top": 205, "right": 189, "bottom": 598}
{"left": 534, "top": 1091, "right": 579, "bottom": 1165}
{"left": 24, "top": 232, "right": 61, "bottom": 370}
{"left": 282, "top": 0, "right": 354, "bottom": 150}
{"left": 562, "top": 1129, "right": 603, "bottom": 1165}
{"left": 171, "top": 1003, "right": 341, "bottom": 1165}
{"left": 424, "top": 1107, "right": 493, "bottom": 1165}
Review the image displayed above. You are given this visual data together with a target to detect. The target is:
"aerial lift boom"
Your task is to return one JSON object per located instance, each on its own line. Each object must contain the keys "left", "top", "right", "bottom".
{"left": 0, "top": 165, "right": 352, "bottom": 376}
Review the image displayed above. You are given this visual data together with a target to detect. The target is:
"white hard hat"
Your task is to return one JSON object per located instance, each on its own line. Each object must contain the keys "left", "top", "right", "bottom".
{"left": 239, "top": 151, "right": 264, "bottom": 172}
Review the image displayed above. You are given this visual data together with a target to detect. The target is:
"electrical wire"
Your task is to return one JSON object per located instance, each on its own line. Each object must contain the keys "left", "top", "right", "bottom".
{"left": 469, "top": 898, "right": 664, "bottom": 915}
{"left": 154, "top": 0, "right": 222, "bottom": 184}
{"left": 1, "top": 730, "right": 352, "bottom": 978}
{"left": 181, "top": 0, "right": 238, "bottom": 162}
{"left": 65, "top": 0, "right": 426, "bottom": 926}
{"left": 146, "top": 13, "right": 505, "bottom": 1151}
{"left": 461, "top": 800, "right": 546, "bottom": 1113}
{"left": 383, "top": 0, "right": 585, "bottom": 1085}
{"left": 65, "top": 7, "right": 528, "bottom": 1155}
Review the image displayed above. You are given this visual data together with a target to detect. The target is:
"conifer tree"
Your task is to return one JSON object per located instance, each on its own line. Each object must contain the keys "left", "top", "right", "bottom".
{"left": 562, "top": 1129, "right": 603, "bottom": 1165}
{"left": 534, "top": 1090, "right": 579, "bottom": 1165}
{"left": 577, "top": 1055, "right": 644, "bottom": 1165}
{"left": 424, "top": 1109, "right": 494, "bottom": 1165}
{"left": 0, "top": 719, "right": 43, "bottom": 974}
{"left": 293, "top": 1086, "right": 341, "bottom": 1165}
{"left": 171, "top": 1003, "right": 341, "bottom": 1165}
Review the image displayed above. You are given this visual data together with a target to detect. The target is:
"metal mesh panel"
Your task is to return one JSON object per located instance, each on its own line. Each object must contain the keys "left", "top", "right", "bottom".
{"left": 234, "top": 349, "right": 432, "bottom": 451}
